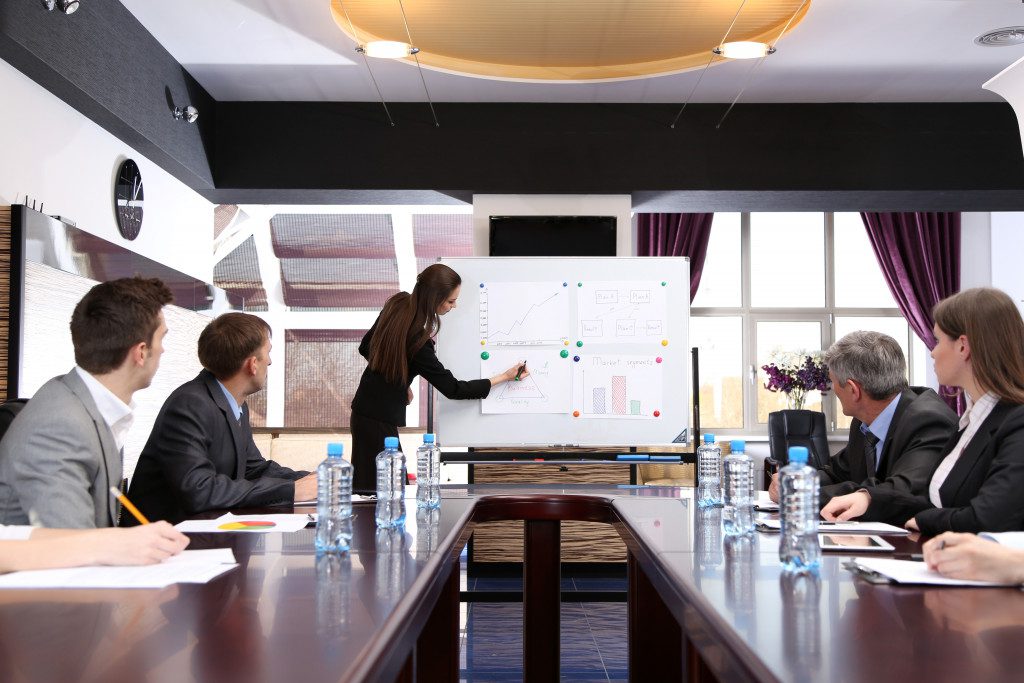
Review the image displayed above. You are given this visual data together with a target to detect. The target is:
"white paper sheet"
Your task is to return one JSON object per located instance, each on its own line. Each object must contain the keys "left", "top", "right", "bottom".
{"left": 577, "top": 281, "right": 668, "bottom": 345}
{"left": 755, "top": 491, "right": 779, "bottom": 511}
{"left": 574, "top": 355, "right": 663, "bottom": 419}
{"left": 851, "top": 557, "right": 1019, "bottom": 587}
{"left": 479, "top": 281, "right": 570, "bottom": 346}
{"left": 756, "top": 518, "right": 910, "bottom": 535}
{"left": 175, "top": 512, "right": 310, "bottom": 533}
{"left": 481, "top": 349, "right": 572, "bottom": 414}
{"left": 0, "top": 548, "right": 237, "bottom": 589}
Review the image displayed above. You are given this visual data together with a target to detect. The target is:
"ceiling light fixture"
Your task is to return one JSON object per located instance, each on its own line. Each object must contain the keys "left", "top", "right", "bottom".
{"left": 42, "top": 0, "right": 79, "bottom": 15}
{"left": 713, "top": 41, "right": 775, "bottom": 60}
{"left": 172, "top": 106, "right": 199, "bottom": 123}
{"left": 357, "top": 40, "right": 419, "bottom": 59}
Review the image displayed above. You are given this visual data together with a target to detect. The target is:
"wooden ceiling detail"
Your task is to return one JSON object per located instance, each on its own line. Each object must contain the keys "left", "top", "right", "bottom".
{"left": 330, "top": 0, "right": 810, "bottom": 81}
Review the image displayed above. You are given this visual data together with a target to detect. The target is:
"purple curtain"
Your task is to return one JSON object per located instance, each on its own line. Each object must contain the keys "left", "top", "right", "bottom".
{"left": 637, "top": 213, "right": 714, "bottom": 302}
{"left": 860, "top": 211, "right": 963, "bottom": 413}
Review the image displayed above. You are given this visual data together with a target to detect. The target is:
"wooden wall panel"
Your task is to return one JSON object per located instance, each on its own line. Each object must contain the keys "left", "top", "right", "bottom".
{"left": 471, "top": 463, "right": 630, "bottom": 563}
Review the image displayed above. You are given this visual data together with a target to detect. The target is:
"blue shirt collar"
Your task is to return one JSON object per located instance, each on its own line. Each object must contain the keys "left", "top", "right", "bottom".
{"left": 861, "top": 393, "right": 901, "bottom": 465}
{"left": 216, "top": 380, "right": 243, "bottom": 423}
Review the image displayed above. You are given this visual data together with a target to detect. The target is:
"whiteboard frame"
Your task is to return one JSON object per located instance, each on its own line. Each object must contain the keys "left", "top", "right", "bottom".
{"left": 435, "top": 257, "right": 689, "bottom": 447}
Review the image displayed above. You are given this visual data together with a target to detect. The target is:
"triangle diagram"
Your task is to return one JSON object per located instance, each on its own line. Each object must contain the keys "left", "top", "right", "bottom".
{"left": 498, "top": 374, "right": 546, "bottom": 400}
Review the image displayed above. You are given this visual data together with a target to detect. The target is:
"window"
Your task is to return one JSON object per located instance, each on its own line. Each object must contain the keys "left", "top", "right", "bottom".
{"left": 691, "top": 212, "right": 924, "bottom": 435}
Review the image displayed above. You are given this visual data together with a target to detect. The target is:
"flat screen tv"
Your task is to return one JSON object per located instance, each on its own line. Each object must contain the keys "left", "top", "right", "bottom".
{"left": 489, "top": 215, "right": 617, "bottom": 256}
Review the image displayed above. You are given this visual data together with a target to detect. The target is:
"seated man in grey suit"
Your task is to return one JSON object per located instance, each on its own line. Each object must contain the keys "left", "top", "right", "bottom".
{"left": 0, "top": 277, "right": 173, "bottom": 528}
{"left": 128, "top": 313, "right": 315, "bottom": 523}
{"left": 770, "top": 331, "right": 958, "bottom": 506}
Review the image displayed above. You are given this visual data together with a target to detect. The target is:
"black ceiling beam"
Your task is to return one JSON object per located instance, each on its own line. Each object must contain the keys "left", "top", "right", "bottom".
{"left": 0, "top": 0, "right": 215, "bottom": 190}
{"left": 212, "top": 101, "right": 1024, "bottom": 209}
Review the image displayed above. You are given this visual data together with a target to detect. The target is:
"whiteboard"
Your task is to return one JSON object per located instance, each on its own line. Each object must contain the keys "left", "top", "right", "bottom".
{"left": 436, "top": 257, "right": 689, "bottom": 447}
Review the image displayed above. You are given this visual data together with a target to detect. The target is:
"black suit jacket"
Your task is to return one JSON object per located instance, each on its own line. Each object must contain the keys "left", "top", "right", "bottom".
{"left": 818, "top": 387, "right": 957, "bottom": 505}
{"left": 127, "top": 371, "right": 308, "bottom": 524}
{"left": 863, "top": 402, "right": 1024, "bottom": 536}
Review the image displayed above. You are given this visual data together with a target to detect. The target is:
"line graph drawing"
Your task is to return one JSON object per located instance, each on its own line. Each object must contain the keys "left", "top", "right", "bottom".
{"left": 481, "top": 350, "right": 571, "bottom": 414}
{"left": 577, "top": 281, "right": 668, "bottom": 345}
{"left": 479, "top": 282, "right": 570, "bottom": 345}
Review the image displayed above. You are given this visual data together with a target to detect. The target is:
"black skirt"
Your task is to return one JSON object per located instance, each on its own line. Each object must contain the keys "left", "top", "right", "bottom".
{"left": 350, "top": 411, "right": 400, "bottom": 494}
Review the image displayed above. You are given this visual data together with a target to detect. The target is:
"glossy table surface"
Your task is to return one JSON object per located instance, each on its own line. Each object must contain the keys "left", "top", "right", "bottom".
{"left": 0, "top": 485, "right": 1020, "bottom": 683}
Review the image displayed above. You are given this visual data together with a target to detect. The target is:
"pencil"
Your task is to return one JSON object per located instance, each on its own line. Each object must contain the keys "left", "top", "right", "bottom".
{"left": 109, "top": 486, "right": 150, "bottom": 525}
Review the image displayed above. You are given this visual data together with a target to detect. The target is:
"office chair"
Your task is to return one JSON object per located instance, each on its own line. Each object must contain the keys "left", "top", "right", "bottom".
{"left": 763, "top": 409, "right": 829, "bottom": 488}
{"left": 0, "top": 399, "right": 28, "bottom": 444}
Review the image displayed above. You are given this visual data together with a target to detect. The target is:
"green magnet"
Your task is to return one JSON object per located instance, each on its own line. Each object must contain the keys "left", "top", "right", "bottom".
{"left": 577, "top": 282, "right": 583, "bottom": 287}
{"left": 576, "top": 340, "right": 583, "bottom": 347}
{"left": 661, "top": 281, "right": 667, "bottom": 286}
{"left": 560, "top": 349, "right": 569, "bottom": 358}
{"left": 481, "top": 351, "right": 490, "bottom": 360}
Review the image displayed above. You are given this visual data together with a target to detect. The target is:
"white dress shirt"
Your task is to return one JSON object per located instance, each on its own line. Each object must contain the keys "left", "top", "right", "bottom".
{"left": 0, "top": 525, "right": 34, "bottom": 540}
{"left": 928, "top": 391, "right": 999, "bottom": 507}
{"left": 74, "top": 366, "right": 136, "bottom": 452}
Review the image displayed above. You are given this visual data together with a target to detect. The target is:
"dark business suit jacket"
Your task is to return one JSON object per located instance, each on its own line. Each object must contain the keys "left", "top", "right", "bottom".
{"left": 863, "top": 402, "right": 1024, "bottom": 536}
{"left": 818, "top": 387, "right": 957, "bottom": 506}
{"left": 127, "top": 370, "right": 308, "bottom": 524}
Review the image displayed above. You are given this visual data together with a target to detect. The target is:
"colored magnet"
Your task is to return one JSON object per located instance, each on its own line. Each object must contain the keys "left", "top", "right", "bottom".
{"left": 653, "top": 410, "right": 661, "bottom": 417}
{"left": 563, "top": 340, "right": 570, "bottom": 346}
{"left": 661, "top": 281, "right": 667, "bottom": 286}
{"left": 577, "top": 282, "right": 583, "bottom": 287}
{"left": 656, "top": 357, "right": 663, "bottom": 363}
{"left": 573, "top": 410, "right": 580, "bottom": 417}
{"left": 573, "top": 355, "right": 580, "bottom": 362}
{"left": 481, "top": 351, "right": 490, "bottom": 360}
{"left": 563, "top": 282, "right": 568, "bottom": 287}
{"left": 479, "top": 283, "right": 484, "bottom": 288}
{"left": 560, "top": 349, "right": 569, "bottom": 358}
{"left": 481, "top": 340, "right": 486, "bottom": 346}
{"left": 661, "top": 339, "right": 669, "bottom": 346}
{"left": 576, "top": 340, "right": 583, "bottom": 347}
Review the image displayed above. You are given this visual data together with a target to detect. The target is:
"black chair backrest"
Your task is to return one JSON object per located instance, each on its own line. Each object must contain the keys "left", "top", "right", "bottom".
{"left": 768, "top": 409, "right": 829, "bottom": 470}
{"left": 0, "top": 399, "right": 29, "bottom": 445}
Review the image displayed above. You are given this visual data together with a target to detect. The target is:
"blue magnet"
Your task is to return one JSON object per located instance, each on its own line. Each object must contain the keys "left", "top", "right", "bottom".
{"left": 573, "top": 355, "right": 580, "bottom": 362}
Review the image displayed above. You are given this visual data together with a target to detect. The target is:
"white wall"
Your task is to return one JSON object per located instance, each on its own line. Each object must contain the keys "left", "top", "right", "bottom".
{"left": 472, "top": 195, "right": 633, "bottom": 256}
{"left": 0, "top": 58, "right": 213, "bottom": 281}
{"left": 991, "top": 212, "right": 1024, "bottom": 313}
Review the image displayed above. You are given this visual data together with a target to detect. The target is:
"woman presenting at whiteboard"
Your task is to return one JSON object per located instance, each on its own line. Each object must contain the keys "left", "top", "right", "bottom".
{"left": 350, "top": 264, "right": 528, "bottom": 492}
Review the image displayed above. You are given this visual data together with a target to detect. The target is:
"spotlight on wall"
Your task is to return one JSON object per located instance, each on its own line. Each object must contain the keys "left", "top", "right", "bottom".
{"left": 42, "top": 0, "right": 80, "bottom": 15}
{"left": 172, "top": 106, "right": 199, "bottom": 123}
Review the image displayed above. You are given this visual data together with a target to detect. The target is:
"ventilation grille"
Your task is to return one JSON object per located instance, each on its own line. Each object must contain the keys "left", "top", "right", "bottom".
{"left": 975, "top": 27, "right": 1024, "bottom": 47}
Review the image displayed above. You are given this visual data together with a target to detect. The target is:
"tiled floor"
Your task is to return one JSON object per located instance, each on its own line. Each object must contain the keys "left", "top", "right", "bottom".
{"left": 459, "top": 574, "right": 628, "bottom": 682}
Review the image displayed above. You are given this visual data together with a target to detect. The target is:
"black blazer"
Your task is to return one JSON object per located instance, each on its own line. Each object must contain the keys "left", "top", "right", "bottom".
{"left": 863, "top": 401, "right": 1024, "bottom": 536}
{"left": 350, "top": 317, "right": 491, "bottom": 426}
{"left": 127, "top": 371, "right": 308, "bottom": 524}
{"left": 818, "top": 387, "right": 957, "bottom": 505}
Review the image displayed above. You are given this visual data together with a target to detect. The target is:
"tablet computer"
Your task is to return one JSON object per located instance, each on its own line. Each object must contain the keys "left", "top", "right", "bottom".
{"left": 819, "top": 534, "right": 894, "bottom": 552}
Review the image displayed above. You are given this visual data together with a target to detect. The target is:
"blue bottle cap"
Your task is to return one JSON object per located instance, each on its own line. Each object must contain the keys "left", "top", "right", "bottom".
{"left": 703, "top": 433, "right": 715, "bottom": 443}
{"left": 327, "top": 442, "right": 343, "bottom": 458}
{"left": 384, "top": 436, "right": 400, "bottom": 449}
{"left": 423, "top": 433, "right": 435, "bottom": 444}
{"left": 788, "top": 446, "right": 809, "bottom": 464}
{"left": 730, "top": 439, "right": 745, "bottom": 453}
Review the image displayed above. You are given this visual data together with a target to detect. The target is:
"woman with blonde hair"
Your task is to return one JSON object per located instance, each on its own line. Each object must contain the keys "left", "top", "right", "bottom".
{"left": 822, "top": 287, "right": 1024, "bottom": 535}
{"left": 349, "top": 264, "right": 526, "bottom": 492}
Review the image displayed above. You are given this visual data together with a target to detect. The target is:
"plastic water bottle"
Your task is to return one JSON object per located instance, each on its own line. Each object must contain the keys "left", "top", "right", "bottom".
{"left": 779, "top": 446, "right": 820, "bottom": 573}
{"left": 375, "top": 436, "right": 407, "bottom": 528}
{"left": 416, "top": 433, "right": 441, "bottom": 509}
{"left": 723, "top": 439, "right": 754, "bottom": 535}
{"left": 696, "top": 433, "right": 722, "bottom": 508}
{"left": 315, "top": 442, "right": 353, "bottom": 553}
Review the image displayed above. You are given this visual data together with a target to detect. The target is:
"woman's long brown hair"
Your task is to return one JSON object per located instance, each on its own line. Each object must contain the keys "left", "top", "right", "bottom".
{"left": 368, "top": 264, "right": 462, "bottom": 385}
{"left": 933, "top": 287, "right": 1024, "bottom": 405}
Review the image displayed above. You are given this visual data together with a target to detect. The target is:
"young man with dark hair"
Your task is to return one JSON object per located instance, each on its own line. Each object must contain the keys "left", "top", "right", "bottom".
{"left": 0, "top": 277, "right": 173, "bottom": 528}
{"left": 128, "top": 313, "right": 314, "bottom": 523}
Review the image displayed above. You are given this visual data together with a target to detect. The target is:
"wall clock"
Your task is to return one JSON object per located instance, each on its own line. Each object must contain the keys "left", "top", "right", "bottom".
{"left": 114, "top": 159, "right": 144, "bottom": 240}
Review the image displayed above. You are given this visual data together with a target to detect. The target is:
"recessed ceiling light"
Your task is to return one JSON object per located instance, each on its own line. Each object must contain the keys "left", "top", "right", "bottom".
{"left": 712, "top": 41, "right": 776, "bottom": 60}
{"left": 357, "top": 41, "right": 420, "bottom": 59}
{"left": 975, "top": 27, "right": 1024, "bottom": 47}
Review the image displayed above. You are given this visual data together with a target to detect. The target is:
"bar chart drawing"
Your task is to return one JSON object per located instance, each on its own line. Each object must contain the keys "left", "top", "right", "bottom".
{"left": 578, "top": 281, "right": 668, "bottom": 344}
{"left": 479, "top": 282, "right": 570, "bottom": 345}
{"left": 481, "top": 349, "right": 571, "bottom": 414}
{"left": 577, "top": 355, "right": 663, "bottom": 419}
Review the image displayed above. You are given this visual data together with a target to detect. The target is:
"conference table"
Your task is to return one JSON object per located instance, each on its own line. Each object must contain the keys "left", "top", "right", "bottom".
{"left": 0, "top": 485, "right": 1021, "bottom": 683}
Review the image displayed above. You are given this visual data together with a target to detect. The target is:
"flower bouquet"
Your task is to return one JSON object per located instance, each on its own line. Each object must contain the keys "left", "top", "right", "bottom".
{"left": 761, "top": 351, "right": 831, "bottom": 410}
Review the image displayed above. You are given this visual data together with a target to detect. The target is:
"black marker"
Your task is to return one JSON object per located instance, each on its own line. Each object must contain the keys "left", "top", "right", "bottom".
{"left": 514, "top": 362, "right": 526, "bottom": 381}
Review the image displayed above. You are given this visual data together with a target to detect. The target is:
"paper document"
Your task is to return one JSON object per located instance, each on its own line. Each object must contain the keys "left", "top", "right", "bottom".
{"left": 755, "top": 491, "right": 779, "bottom": 512}
{"left": 851, "top": 557, "right": 1019, "bottom": 587}
{"left": 756, "top": 518, "right": 909, "bottom": 535}
{"left": 0, "top": 548, "right": 237, "bottom": 589}
{"left": 176, "top": 512, "right": 310, "bottom": 533}
{"left": 292, "top": 494, "right": 375, "bottom": 506}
